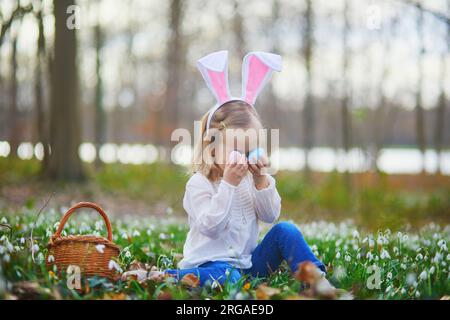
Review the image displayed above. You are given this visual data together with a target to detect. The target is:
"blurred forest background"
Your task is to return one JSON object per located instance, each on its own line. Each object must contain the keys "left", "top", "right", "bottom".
{"left": 0, "top": 0, "right": 449, "bottom": 229}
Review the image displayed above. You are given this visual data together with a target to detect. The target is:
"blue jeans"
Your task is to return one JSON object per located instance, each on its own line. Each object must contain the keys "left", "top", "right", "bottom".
{"left": 164, "top": 221, "right": 326, "bottom": 286}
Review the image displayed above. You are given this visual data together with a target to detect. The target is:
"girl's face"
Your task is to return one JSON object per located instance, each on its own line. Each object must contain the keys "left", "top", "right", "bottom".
{"left": 214, "top": 126, "right": 262, "bottom": 171}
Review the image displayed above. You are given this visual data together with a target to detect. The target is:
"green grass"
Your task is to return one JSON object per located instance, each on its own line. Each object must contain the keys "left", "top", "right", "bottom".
{"left": 0, "top": 209, "right": 449, "bottom": 300}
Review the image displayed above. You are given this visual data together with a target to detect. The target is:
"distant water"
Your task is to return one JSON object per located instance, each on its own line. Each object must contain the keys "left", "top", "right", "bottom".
{"left": 0, "top": 141, "right": 449, "bottom": 175}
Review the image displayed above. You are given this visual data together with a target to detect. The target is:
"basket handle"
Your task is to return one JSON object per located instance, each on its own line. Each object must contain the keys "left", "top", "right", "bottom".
{"left": 52, "top": 202, "right": 113, "bottom": 242}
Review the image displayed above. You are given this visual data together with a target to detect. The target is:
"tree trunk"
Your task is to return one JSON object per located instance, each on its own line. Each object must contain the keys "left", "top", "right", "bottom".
{"left": 9, "top": 35, "right": 19, "bottom": 158}
{"left": 302, "top": 0, "right": 314, "bottom": 181}
{"left": 416, "top": 5, "right": 426, "bottom": 174}
{"left": 341, "top": 0, "right": 352, "bottom": 187}
{"left": 162, "top": 0, "right": 184, "bottom": 161}
{"left": 46, "top": 0, "right": 85, "bottom": 181}
{"left": 94, "top": 23, "right": 106, "bottom": 169}
{"left": 434, "top": 0, "right": 449, "bottom": 175}
{"left": 35, "top": 8, "right": 50, "bottom": 170}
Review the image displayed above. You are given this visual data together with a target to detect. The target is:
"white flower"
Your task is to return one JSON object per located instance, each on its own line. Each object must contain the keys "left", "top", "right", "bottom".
{"left": 401, "top": 263, "right": 407, "bottom": 270}
{"left": 345, "top": 254, "right": 351, "bottom": 262}
{"left": 369, "top": 238, "right": 375, "bottom": 249}
{"left": 429, "top": 266, "right": 435, "bottom": 275}
{"left": 47, "top": 255, "right": 55, "bottom": 263}
{"left": 366, "top": 252, "right": 374, "bottom": 261}
{"left": 108, "top": 260, "right": 122, "bottom": 273}
{"left": 401, "top": 288, "right": 407, "bottom": 295}
{"left": 387, "top": 272, "right": 393, "bottom": 280}
{"left": 121, "top": 232, "right": 128, "bottom": 239}
{"left": 385, "top": 285, "right": 392, "bottom": 293}
{"left": 415, "top": 290, "right": 420, "bottom": 298}
{"left": 20, "top": 237, "right": 25, "bottom": 245}
{"left": 159, "top": 233, "right": 168, "bottom": 240}
{"left": 31, "top": 244, "right": 39, "bottom": 253}
{"left": 132, "top": 230, "right": 141, "bottom": 237}
{"left": 6, "top": 242, "right": 13, "bottom": 253}
{"left": 335, "top": 252, "right": 341, "bottom": 259}
{"left": 415, "top": 253, "right": 423, "bottom": 261}
{"left": 3, "top": 254, "right": 10, "bottom": 263}
{"left": 125, "top": 251, "right": 132, "bottom": 259}
{"left": 406, "top": 273, "right": 416, "bottom": 286}
{"left": 95, "top": 220, "right": 103, "bottom": 231}
{"left": 352, "top": 230, "right": 359, "bottom": 239}
{"left": 95, "top": 244, "right": 105, "bottom": 254}
{"left": 380, "top": 249, "right": 390, "bottom": 260}
{"left": 0, "top": 217, "right": 7, "bottom": 224}
{"left": 418, "top": 270, "right": 427, "bottom": 281}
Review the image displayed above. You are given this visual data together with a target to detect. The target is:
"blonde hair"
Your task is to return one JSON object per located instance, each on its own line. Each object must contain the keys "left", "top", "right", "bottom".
{"left": 192, "top": 100, "right": 263, "bottom": 181}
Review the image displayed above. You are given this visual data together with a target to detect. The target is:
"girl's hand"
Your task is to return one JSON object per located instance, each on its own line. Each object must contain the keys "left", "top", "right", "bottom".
{"left": 249, "top": 156, "right": 270, "bottom": 190}
{"left": 223, "top": 152, "right": 248, "bottom": 186}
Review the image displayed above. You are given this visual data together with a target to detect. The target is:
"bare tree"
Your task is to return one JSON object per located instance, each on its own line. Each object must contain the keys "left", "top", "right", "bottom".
{"left": 94, "top": 22, "right": 105, "bottom": 169}
{"left": 302, "top": 0, "right": 314, "bottom": 180}
{"left": 162, "top": 0, "right": 185, "bottom": 160}
{"left": 434, "top": 0, "right": 449, "bottom": 175}
{"left": 415, "top": 4, "right": 426, "bottom": 174}
{"left": 34, "top": 6, "right": 50, "bottom": 170}
{"left": 46, "top": 0, "right": 85, "bottom": 181}
{"left": 341, "top": 0, "right": 352, "bottom": 186}
{"left": 8, "top": 34, "right": 19, "bottom": 158}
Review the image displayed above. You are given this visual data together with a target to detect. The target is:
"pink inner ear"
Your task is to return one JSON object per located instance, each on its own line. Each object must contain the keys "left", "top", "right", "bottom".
{"left": 245, "top": 55, "right": 270, "bottom": 105}
{"left": 207, "top": 69, "right": 229, "bottom": 104}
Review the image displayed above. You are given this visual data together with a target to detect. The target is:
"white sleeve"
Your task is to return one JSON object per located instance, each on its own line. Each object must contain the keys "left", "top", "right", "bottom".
{"left": 253, "top": 175, "right": 281, "bottom": 223}
{"left": 183, "top": 175, "right": 237, "bottom": 239}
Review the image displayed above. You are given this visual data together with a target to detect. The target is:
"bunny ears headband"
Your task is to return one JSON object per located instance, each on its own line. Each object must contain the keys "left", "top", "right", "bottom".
{"left": 197, "top": 50, "right": 282, "bottom": 135}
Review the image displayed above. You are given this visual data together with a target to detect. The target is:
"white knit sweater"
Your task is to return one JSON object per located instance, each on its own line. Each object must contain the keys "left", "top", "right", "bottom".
{"left": 178, "top": 172, "right": 281, "bottom": 270}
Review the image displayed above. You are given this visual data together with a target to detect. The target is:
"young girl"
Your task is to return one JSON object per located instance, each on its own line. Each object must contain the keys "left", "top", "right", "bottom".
{"left": 123, "top": 51, "right": 327, "bottom": 287}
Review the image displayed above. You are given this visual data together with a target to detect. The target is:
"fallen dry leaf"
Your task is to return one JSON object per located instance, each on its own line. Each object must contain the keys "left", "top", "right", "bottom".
{"left": 295, "top": 261, "right": 322, "bottom": 286}
{"left": 180, "top": 273, "right": 200, "bottom": 288}
{"left": 255, "top": 284, "right": 281, "bottom": 300}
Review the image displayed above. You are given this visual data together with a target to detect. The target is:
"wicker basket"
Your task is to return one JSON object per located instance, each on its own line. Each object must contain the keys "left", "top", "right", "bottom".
{"left": 46, "top": 202, "right": 121, "bottom": 281}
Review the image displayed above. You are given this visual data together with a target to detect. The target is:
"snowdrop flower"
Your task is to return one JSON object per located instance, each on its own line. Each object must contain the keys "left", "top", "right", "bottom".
{"left": 406, "top": 273, "right": 416, "bottom": 286}
{"left": 369, "top": 238, "right": 375, "bottom": 249}
{"left": 20, "top": 237, "right": 25, "bottom": 245}
{"left": 6, "top": 242, "right": 13, "bottom": 253}
{"left": 36, "top": 252, "right": 44, "bottom": 264}
{"left": 387, "top": 272, "right": 393, "bottom": 280}
{"left": 429, "top": 266, "right": 435, "bottom": 275}
{"left": 159, "top": 233, "right": 168, "bottom": 240}
{"left": 447, "top": 254, "right": 450, "bottom": 261}
{"left": 125, "top": 251, "right": 132, "bottom": 259}
{"left": 3, "top": 254, "right": 10, "bottom": 263}
{"left": 345, "top": 254, "right": 351, "bottom": 262}
{"left": 366, "top": 252, "right": 374, "bottom": 261}
{"left": 121, "top": 232, "right": 128, "bottom": 239}
{"left": 0, "top": 217, "right": 7, "bottom": 224}
{"left": 415, "top": 253, "right": 423, "bottom": 261}
{"left": 95, "top": 244, "right": 105, "bottom": 254}
{"left": 108, "top": 260, "right": 122, "bottom": 273}
{"left": 415, "top": 290, "right": 420, "bottom": 298}
{"left": 31, "top": 244, "right": 39, "bottom": 254}
{"left": 418, "top": 270, "right": 427, "bottom": 281}
{"left": 401, "top": 288, "right": 407, "bottom": 295}
{"left": 402, "top": 234, "right": 409, "bottom": 242}
{"left": 385, "top": 285, "right": 392, "bottom": 293}
{"left": 380, "top": 249, "right": 390, "bottom": 260}
{"left": 132, "top": 230, "right": 141, "bottom": 237}
{"left": 335, "top": 252, "right": 341, "bottom": 259}
{"left": 437, "top": 239, "right": 446, "bottom": 248}
{"left": 95, "top": 220, "right": 103, "bottom": 231}
{"left": 401, "top": 263, "right": 407, "bottom": 270}
{"left": 47, "top": 255, "right": 55, "bottom": 263}
{"left": 356, "top": 253, "right": 361, "bottom": 260}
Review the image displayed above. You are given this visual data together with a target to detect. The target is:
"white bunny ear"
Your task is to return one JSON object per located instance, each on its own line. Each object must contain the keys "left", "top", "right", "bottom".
{"left": 241, "top": 52, "right": 282, "bottom": 105}
{"left": 197, "top": 50, "right": 232, "bottom": 105}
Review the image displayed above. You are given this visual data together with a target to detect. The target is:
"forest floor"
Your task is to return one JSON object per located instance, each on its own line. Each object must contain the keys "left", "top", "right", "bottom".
{"left": 0, "top": 158, "right": 449, "bottom": 300}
